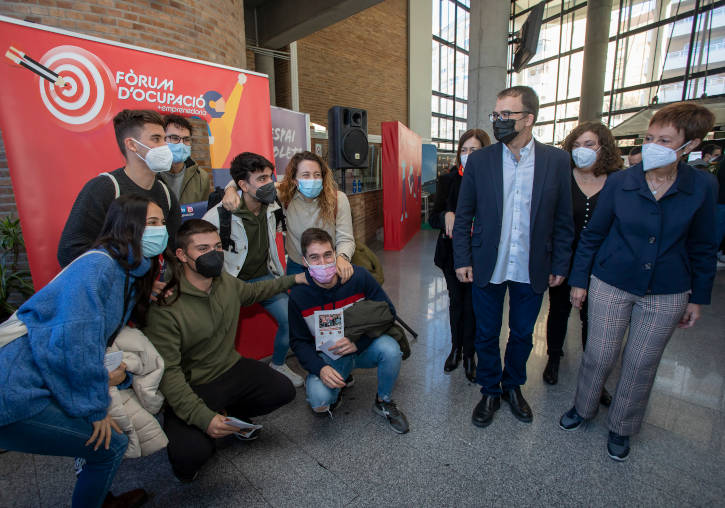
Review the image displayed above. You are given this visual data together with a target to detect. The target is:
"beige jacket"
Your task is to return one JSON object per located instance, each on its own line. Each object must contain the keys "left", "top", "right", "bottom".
{"left": 107, "top": 327, "right": 168, "bottom": 459}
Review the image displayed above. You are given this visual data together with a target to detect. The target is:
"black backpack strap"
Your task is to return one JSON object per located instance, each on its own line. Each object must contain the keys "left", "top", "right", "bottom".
{"left": 273, "top": 196, "right": 286, "bottom": 232}
{"left": 217, "top": 206, "right": 237, "bottom": 253}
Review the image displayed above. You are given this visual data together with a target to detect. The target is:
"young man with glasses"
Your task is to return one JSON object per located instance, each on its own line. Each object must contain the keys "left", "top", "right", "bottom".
{"left": 453, "top": 86, "right": 574, "bottom": 429}
{"left": 160, "top": 114, "right": 211, "bottom": 205}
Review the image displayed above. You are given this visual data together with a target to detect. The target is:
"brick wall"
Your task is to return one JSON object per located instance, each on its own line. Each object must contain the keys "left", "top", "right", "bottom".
{"left": 296, "top": 0, "right": 408, "bottom": 136}
{"left": 348, "top": 190, "right": 383, "bottom": 245}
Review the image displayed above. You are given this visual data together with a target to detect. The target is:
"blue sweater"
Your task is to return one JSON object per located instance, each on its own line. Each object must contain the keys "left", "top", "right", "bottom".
{"left": 0, "top": 250, "right": 149, "bottom": 427}
{"left": 569, "top": 163, "right": 718, "bottom": 304}
{"left": 288, "top": 266, "right": 396, "bottom": 376}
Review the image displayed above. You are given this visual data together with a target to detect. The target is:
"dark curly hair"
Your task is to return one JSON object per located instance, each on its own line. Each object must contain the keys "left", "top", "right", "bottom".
{"left": 562, "top": 121, "right": 623, "bottom": 176}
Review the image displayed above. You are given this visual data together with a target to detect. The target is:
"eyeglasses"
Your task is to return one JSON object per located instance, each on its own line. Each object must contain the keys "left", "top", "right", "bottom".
{"left": 165, "top": 134, "right": 192, "bottom": 146}
{"left": 488, "top": 111, "right": 529, "bottom": 122}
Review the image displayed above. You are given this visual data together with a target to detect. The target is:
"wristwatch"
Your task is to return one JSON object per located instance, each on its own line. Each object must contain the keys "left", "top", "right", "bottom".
{"left": 339, "top": 253, "right": 351, "bottom": 262}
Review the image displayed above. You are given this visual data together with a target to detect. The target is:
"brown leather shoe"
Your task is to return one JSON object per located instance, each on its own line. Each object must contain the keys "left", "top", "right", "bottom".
{"left": 102, "top": 489, "right": 149, "bottom": 508}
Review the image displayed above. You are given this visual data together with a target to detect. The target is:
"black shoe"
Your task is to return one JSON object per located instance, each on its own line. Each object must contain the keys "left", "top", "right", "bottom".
{"left": 607, "top": 431, "right": 630, "bottom": 461}
{"left": 542, "top": 356, "right": 559, "bottom": 385}
{"left": 345, "top": 374, "right": 355, "bottom": 388}
{"left": 103, "top": 488, "right": 149, "bottom": 507}
{"left": 373, "top": 397, "right": 409, "bottom": 434}
{"left": 599, "top": 388, "right": 612, "bottom": 407}
{"left": 463, "top": 355, "right": 476, "bottom": 383}
{"left": 471, "top": 394, "right": 500, "bottom": 428}
{"left": 501, "top": 386, "right": 533, "bottom": 423}
{"left": 444, "top": 347, "right": 462, "bottom": 373}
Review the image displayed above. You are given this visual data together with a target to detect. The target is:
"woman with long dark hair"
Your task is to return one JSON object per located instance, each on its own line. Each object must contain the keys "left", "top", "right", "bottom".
{"left": 542, "top": 122, "right": 622, "bottom": 399}
{"left": 430, "top": 128, "right": 490, "bottom": 381}
{"left": 0, "top": 195, "right": 176, "bottom": 507}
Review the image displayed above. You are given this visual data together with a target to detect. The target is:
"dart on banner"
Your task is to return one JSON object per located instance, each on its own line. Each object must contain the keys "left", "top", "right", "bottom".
{"left": 0, "top": 15, "right": 273, "bottom": 287}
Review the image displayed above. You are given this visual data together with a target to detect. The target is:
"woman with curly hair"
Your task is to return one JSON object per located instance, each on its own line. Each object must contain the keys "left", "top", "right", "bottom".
{"left": 542, "top": 122, "right": 622, "bottom": 393}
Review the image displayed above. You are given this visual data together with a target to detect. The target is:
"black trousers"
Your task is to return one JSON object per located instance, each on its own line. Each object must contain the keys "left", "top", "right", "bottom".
{"left": 164, "top": 357, "right": 296, "bottom": 479}
{"left": 545, "top": 281, "right": 589, "bottom": 357}
{"left": 442, "top": 265, "right": 476, "bottom": 358}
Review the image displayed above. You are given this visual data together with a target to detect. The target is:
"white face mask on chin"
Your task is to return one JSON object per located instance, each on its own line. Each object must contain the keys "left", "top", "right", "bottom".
{"left": 133, "top": 139, "right": 173, "bottom": 173}
{"left": 641, "top": 141, "right": 690, "bottom": 172}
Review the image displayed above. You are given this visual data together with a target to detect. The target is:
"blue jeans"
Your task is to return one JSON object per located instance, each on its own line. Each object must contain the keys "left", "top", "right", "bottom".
{"left": 717, "top": 204, "right": 725, "bottom": 248}
{"left": 472, "top": 281, "right": 544, "bottom": 395}
{"left": 248, "top": 273, "right": 290, "bottom": 366}
{"left": 0, "top": 399, "right": 128, "bottom": 508}
{"left": 286, "top": 258, "right": 306, "bottom": 275}
{"left": 306, "top": 334, "right": 402, "bottom": 409}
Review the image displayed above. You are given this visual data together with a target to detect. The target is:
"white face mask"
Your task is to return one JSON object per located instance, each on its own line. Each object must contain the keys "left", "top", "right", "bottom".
{"left": 571, "top": 146, "right": 599, "bottom": 169}
{"left": 460, "top": 153, "right": 469, "bottom": 169}
{"left": 641, "top": 141, "right": 690, "bottom": 172}
{"left": 133, "top": 139, "right": 173, "bottom": 173}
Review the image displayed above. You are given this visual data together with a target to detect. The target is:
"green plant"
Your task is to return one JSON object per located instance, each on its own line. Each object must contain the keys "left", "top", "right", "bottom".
{"left": 0, "top": 216, "right": 34, "bottom": 319}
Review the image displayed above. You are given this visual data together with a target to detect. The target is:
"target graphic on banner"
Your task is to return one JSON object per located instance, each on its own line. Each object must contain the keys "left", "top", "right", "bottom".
{"left": 37, "top": 45, "right": 116, "bottom": 132}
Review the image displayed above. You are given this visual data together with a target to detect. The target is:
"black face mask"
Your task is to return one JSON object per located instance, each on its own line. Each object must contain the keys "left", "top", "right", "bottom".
{"left": 254, "top": 182, "right": 277, "bottom": 204}
{"left": 493, "top": 119, "right": 519, "bottom": 144}
{"left": 190, "top": 250, "right": 224, "bottom": 278}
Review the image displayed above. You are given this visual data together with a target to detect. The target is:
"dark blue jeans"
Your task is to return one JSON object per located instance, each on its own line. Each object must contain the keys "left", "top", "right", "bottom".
{"left": 0, "top": 399, "right": 128, "bottom": 508}
{"left": 472, "top": 281, "right": 544, "bottom": 395}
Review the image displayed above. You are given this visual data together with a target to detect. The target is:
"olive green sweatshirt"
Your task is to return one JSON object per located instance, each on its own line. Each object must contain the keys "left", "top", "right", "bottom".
{"left": 143, "top": 271, "right": 296, "bottom": 431}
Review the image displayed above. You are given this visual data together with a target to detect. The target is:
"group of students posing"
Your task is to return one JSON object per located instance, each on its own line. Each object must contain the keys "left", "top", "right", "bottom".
{"left": 0, "top": 83, "right": 720, "bottom": 507}
{"left": 432, "top": 86, "right": 719, "bottom": 464}
{"left": 0, "top": 109, "right": 407, "bottom": 508}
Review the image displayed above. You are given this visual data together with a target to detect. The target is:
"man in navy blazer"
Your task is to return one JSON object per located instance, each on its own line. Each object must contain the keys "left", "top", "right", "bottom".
{"left": 453, "top": 86, "right": 574, "bottom": 428}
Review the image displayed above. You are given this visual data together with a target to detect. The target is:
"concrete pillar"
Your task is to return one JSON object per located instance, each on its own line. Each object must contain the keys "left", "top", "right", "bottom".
{"left": 409, "top": 0, "right": 432, "bottom": 142}
{"left": 467, "top": 0, "right": 510, "bottom": 139}
{"left": 578, "top": 0, "right": 613, "bottom": 123}
{"left": 255, "top": 53, "right": 277, "bottom": 107}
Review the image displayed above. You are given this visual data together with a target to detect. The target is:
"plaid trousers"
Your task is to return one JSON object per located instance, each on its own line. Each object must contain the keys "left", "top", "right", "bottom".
{"left": 574, "top": 276, "right": 689, "bottom": 436}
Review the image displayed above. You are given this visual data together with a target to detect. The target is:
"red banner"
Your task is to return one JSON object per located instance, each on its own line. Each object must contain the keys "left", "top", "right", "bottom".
{"left": 0, "top": 16, "right": 273, "bottom": 288}
{"left": 382, "top": 121, "right": 422, "bottom": 250}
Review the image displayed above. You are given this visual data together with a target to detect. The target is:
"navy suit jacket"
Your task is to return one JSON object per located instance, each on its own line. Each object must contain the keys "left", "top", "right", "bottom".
{"left": 452, "top": 140, "right": 574, "bottom": 294}
{"left": 568, "top": 162, "right": 718, "bottom": 304}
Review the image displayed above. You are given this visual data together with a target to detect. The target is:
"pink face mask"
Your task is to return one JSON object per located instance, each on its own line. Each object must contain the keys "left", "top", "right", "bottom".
{"left": 307, "top": 261, "right": 337, "bottom": 283}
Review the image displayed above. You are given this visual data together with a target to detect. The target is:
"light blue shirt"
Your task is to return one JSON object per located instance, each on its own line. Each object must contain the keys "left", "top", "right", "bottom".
{"left": 490, "top": 137, "right": 536, "bottom": 285}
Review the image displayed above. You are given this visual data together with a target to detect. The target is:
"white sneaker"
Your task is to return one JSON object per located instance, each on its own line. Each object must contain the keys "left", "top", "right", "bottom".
{"left": 271, "top": 362, "right": 304, "bottom": 387}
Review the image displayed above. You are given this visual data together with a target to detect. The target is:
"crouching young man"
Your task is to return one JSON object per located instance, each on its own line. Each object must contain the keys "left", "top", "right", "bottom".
{"left": 288, "top": 228, "right": 409, "bottom": 434}
{"left": 143, "top": 219, "right": 306, "bottom": 482}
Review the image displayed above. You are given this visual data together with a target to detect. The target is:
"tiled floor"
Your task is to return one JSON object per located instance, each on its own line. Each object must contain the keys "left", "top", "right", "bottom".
{"left": 2, "top": 229, "right": 724, "bottom": 507}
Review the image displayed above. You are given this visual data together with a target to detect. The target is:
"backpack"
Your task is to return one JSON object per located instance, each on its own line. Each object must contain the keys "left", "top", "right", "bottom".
{"left": 206, "top": 187, "right": 286, "bottom": 254}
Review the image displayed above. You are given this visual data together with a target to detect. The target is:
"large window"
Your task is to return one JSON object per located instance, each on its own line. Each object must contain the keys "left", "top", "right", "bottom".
{"left": 509, "top": 0, "right": 725, "bottom": 145}
{"left": 432, "top": 0, "right": 470, "bottom": 152}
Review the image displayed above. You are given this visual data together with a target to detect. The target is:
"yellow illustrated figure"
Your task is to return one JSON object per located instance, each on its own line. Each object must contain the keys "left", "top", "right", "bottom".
{"left": 203, "top": 73, "right": 246, "bottom": 168}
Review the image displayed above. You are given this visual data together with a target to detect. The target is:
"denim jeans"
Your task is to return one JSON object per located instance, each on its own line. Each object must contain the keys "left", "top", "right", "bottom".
{"left": 472, "top": 281, "right": 544, "bottom": 395}
{"left": 247, "top": 273, "right": 290, "bottom": 366}
{"left": 285, "top": 257, "right": 306, "bottom": 276}
{"left": 305, "top": 334, "right": 402, "bottom": 409}
{"left": 0, "top": 399, "right": 128, "bottom": 508}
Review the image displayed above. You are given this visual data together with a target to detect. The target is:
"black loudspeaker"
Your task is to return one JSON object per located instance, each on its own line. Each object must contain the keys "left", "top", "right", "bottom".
{"left": 327, "top": 106, "right": 369, "bottom": 169}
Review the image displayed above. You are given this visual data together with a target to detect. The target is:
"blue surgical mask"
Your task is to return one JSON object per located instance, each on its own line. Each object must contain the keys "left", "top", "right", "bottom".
{"left": 168, "top": 143, "right": 191, "bottom": 164}
{"left": 642, "top": 141, "right": 690, "bottom": 172}
{"left": 298, "top": 178, "right": 323, "bottom": 199}
{"left": 142, "top": 225, "right": 168, "bottom": 258}
{"left": 572, "top": 147, "right": 599, "bottom": 169}
{"left": 460, "top": 154, "right": 469, "bottom": 169}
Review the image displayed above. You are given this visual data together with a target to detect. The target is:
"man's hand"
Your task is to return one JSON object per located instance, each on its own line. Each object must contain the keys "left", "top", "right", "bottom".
{"left": 570, "top": 287, "right": 587, "bottom": 309}
{"left": 329, "top": 337, "right": 358, "bottom": 356}
{"left": 150, "top": 279, "right": 174, "bottom": 302}
{"left": 319, "top": 365, "right": 346, "bottom": 389}
{"left": 678, "top": 303, "right": 701, "bottom": 328}
{"left": 222, "top": 186, "right": 241, "bottom": 211}
{"left": 108, "top": 361, "right": 127, "bottom": 386}
{"left": 549, "top": 274, "right": 565, "bottom": 287}
{"left": 86, "top": 413, "right": 122, "bottom": 451}
{"left": 336, "top": 256, "right": 354, "bottom": 283}
{"left": 444, "top": 211, "right": 455, "bottom": 237}
{"left": 294, "top": 272, "right": 308, "bottom": 285}
{"left": 456, "top": 266, "right": 473, "bottom": 283}
{"left": 206, "top": 414, "right": 238, "bottom": 439}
